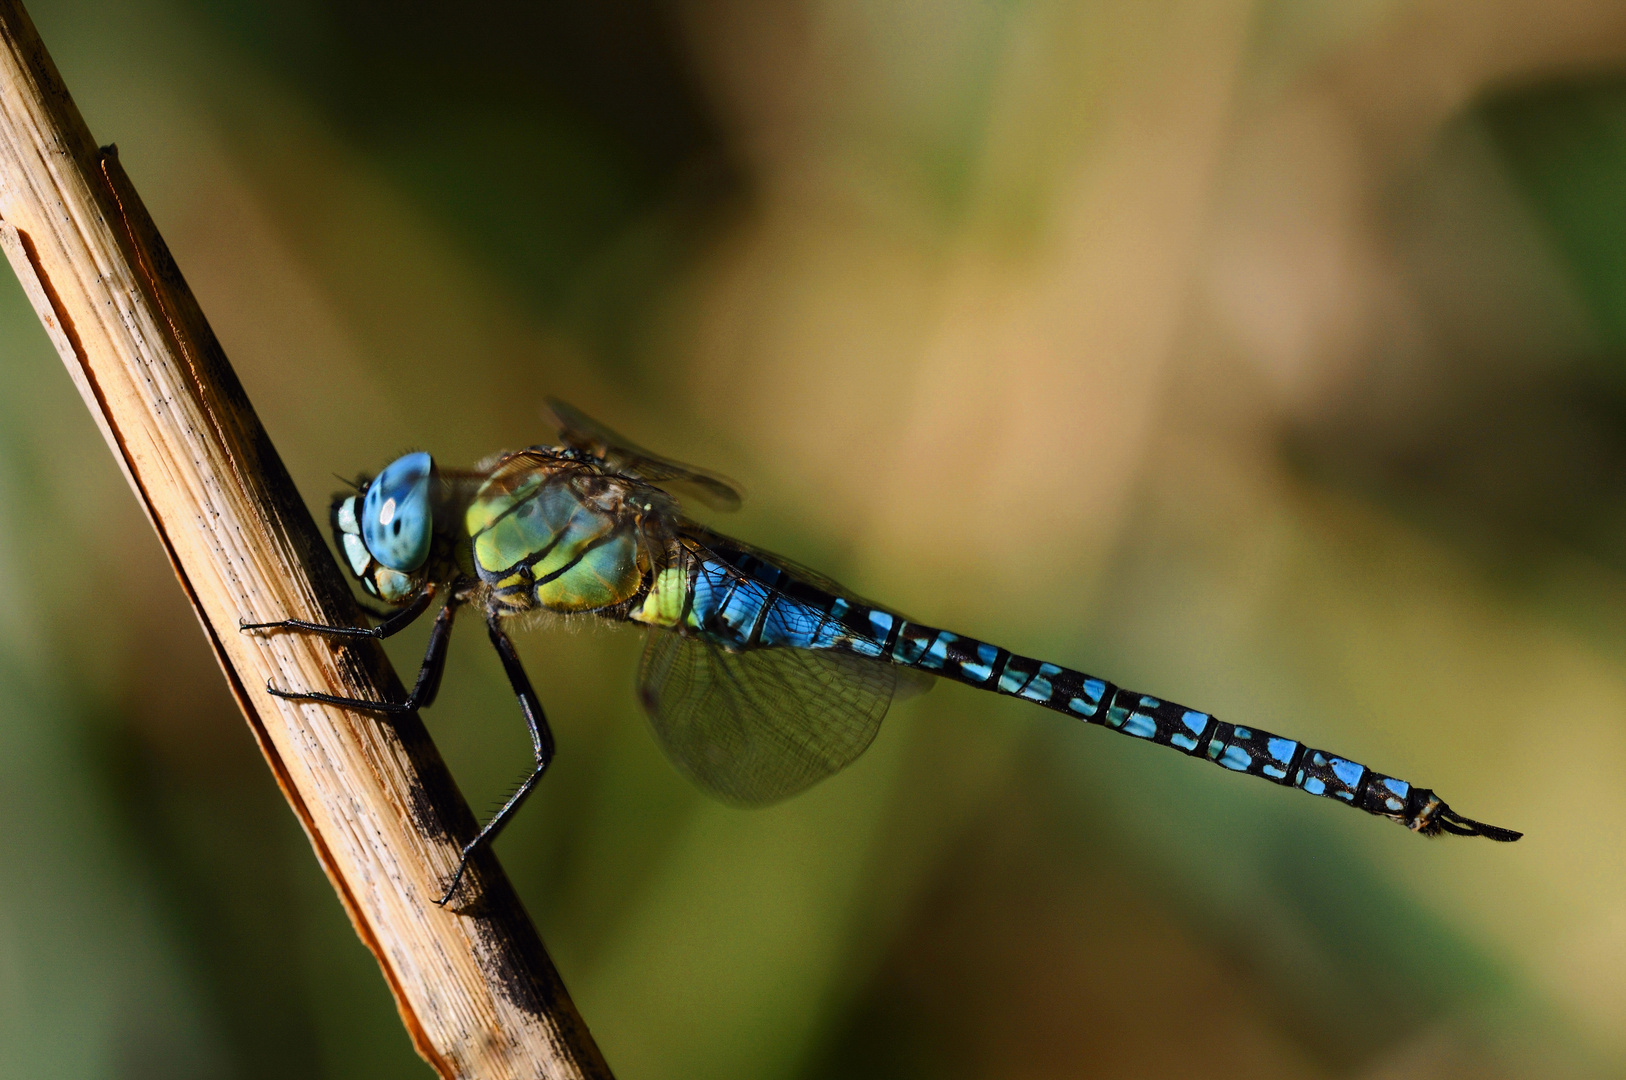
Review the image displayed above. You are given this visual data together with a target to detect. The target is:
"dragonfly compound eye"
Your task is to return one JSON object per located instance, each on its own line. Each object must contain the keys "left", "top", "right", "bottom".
{"left": 362, "top": 451, "right": 434, "bottom": 572}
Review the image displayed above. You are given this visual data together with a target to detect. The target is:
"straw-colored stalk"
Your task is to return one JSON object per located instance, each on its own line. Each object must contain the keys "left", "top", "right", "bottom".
{"left": 0, "top": 3, "right": 612, "bottom": 1077}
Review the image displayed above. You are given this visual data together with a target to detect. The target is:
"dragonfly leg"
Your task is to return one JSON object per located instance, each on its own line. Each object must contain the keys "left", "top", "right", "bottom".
{"left": 264, "top": 593, "right": 461, "bottom": 713}
{"left": 240, "top": 585, "right": 435, "bottom": 641}
{"left": 437, "top": 612, "right": 556, "bottom": 907}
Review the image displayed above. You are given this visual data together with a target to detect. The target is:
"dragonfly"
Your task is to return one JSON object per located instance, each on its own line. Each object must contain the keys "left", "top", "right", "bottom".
{"left": 244, "top": 400, "right": 1521, "bottom": 904}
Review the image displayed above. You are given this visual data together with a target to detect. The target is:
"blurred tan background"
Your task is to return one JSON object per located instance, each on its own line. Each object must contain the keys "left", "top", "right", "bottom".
{"left": 1, "top": 0, "right": 1620, "bottom": 1076}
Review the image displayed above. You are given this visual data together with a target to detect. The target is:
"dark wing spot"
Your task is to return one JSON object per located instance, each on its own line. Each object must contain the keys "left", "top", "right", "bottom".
{"left": 393, "top": 519, "right": 402, "bottom": 535}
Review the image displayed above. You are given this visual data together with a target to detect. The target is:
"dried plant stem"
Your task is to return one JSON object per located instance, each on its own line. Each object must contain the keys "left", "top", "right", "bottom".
{"left": 0, "top": 3, "right": 612, "bottom": 1077}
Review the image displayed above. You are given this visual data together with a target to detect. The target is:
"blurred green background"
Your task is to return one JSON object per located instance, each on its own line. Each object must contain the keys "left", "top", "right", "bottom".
{"left": 0, "top": 0, "right": 1618, "bottom": 1076}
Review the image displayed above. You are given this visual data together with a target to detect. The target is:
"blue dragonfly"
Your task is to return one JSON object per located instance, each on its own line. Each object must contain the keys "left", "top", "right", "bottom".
{"left": 244, "top": 400, "right": 1521, "bottom": 903}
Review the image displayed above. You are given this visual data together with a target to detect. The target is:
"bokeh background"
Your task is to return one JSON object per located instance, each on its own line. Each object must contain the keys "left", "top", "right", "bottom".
{"left": 0, "top": 0, "right": 1620, "bottom": 1076}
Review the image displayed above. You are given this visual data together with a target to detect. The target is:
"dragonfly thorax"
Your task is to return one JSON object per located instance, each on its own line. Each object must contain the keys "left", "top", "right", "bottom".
{"left": 466, "top": 455, "right": 672, "bottom": 615}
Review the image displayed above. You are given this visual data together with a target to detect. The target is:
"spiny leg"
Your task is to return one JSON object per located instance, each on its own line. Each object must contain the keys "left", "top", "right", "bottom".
{"left": 241, "top": 585, "right": 436, "bottom": 641}
{"left": 438, "top": 611, "right": 556, "bottom": 907}
{"left": 263, "top": 593, "right": 461, "bottom": 713}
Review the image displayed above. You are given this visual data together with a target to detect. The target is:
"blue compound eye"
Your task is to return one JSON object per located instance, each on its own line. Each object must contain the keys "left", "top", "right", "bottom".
{"left": 361, "top": 451, "right": 434, "bottom": 572}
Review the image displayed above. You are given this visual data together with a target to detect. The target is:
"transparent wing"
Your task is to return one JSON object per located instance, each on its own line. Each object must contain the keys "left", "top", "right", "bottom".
{"left": 547, "top": 398, "right": 742, "bottom": 511}
{"left": 637, "top": 631, "right": 898, "bottom": 805}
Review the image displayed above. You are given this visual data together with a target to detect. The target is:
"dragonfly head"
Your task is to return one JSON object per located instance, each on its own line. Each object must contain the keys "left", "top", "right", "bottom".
{"left": 332, "top": 451, "right": 435, "bottom": 603}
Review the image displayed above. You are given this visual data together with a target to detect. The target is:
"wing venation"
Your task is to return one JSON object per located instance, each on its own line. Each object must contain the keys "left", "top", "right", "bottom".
{"left": 547, "top": 398, "right": 743, "bottom": 511}
{"left": 637, "top": 631, "right": 898, "bottom": 805}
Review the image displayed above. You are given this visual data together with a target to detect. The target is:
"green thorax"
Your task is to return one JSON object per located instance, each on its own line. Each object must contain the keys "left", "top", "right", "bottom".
{"left": 465, "top": 454, "right": 657, "bottom": 613}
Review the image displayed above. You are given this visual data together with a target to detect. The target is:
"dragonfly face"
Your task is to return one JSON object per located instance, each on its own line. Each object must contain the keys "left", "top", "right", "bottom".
{"left": 332, "top": 450, "right": 437, "bottom": 603}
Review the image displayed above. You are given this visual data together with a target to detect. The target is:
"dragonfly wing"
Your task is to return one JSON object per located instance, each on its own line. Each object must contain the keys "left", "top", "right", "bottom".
{"left": 547, "top": 398, "right": 743, "bottom": 511}
{"left": 637, "top": 631, "right": 898, "bottom": 805}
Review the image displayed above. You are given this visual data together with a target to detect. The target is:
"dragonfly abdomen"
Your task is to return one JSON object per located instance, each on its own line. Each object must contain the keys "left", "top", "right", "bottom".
{"left": 647, "top": 538, "right": 1518, "bottom": 843}
{"left": 880, "top": 619, "right": 1518, "bottom": 840}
